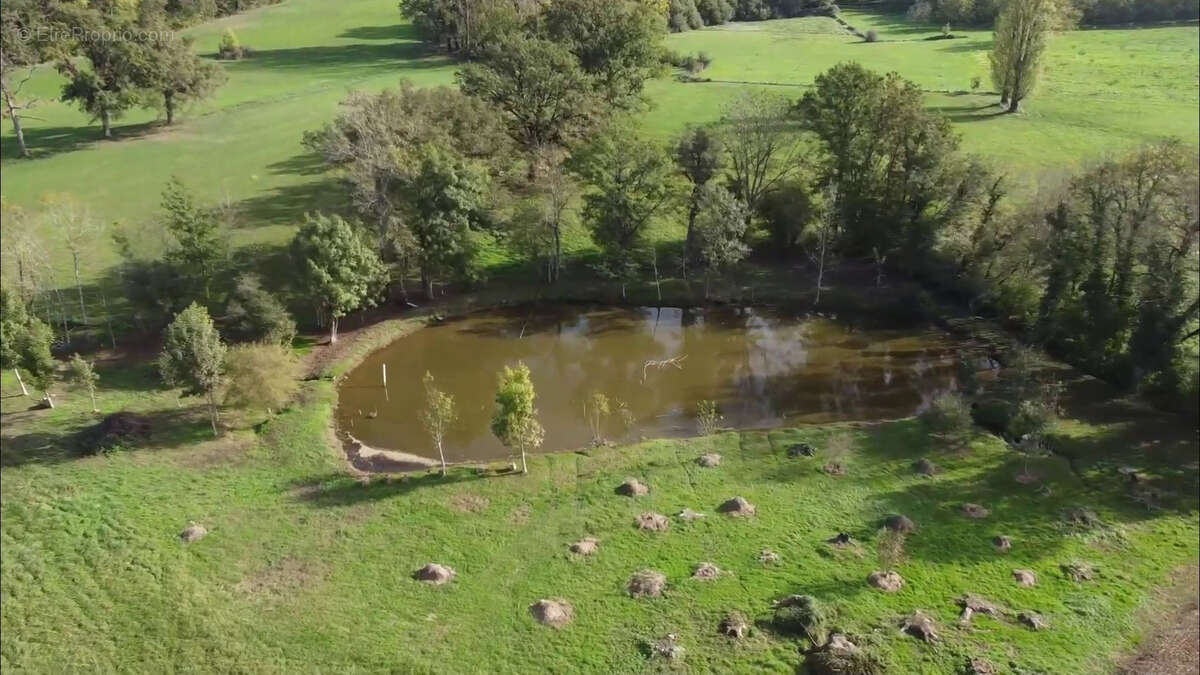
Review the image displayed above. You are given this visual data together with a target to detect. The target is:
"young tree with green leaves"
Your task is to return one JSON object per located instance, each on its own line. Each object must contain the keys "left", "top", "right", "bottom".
{"left": 161, "top": 177, "right": 229, "bottom": 305}
{"left": 68, "top": 353, "right": 100, "bottom": 412}
{"left": 721, "top": 92, "right": 804, "bottom": 220}
{"left": 421, "top": 371, "right": 457, "bottom": 476}
{"left": 1, "top": 286, "right": 55, "bottom": 402}
{"left": 291, "top": 213, "right": 386, "bottom": 344}
{"left": 673, "top": 127, "right": 724, "bottom": 261}
{"left": 490, "top": 362, "right": 544, "bottom": 475}
{"left": 158, "top": 303, "right": 226, "bottom": 436}
{"left": 223, "top": 342, "right": 300, "bottom": 416}
{"left": 692, "top": 184, "right": 749, "bottom": 298}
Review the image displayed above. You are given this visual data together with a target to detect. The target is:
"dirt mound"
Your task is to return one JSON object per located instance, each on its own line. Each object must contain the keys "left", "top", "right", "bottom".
{"left": 635, "top": 512, "right": 670, "bottom": 531}
{"left": 822, "top": 462, "right": 847, "bottom": 476}
{"left": 957, "top": 594, "right": 1003, "bottom": 625}
{"left": 1063, "top": 507, "right": 1103, "bottom": 528}
{"left": 616, "top": 478, "right": 649, "bottom": 496}
{"left": 697, "top": 453, "right": 722, "bottom": 467}
{"left": 678, "top": 508, "right": 705, "bottom": 521}
{"left": 884, "top": 514, "right": 917, "bottom": 534}
{"left": 717, "top": 496, "right": 756, "bottom": 517}
{"left": 868, "top": 570, "right": 904, "bottom": 592}
{"left": 993, "top": 535, "right": 1012, "bottom": 551}
{"left": 83, "top": 412, "right": 153, "bottom": 454}
{"left": 647, "top": 633, "right": 684, "bottom": 661}
{"left": 570, "top": 537, "right": 599, "bottom": 555}
{"left": 692, "top": 562, "right": 722, "bottom": 580}
{"left": 788, "top": 443, "right": 816, "bottom": 457}
{"left": 719, "top": 612, "right": 750, "bottom": 639}
{"left": 900, "top": 611, "right": 939, "bottom": 642}
{"left": 1018, "top": 611, "right": 1049, "bottom": 631}
{"left": 965, "top": 657, "right": 997, "bottom": 675}
{"left": 1013, "top": 569, "right": 1037, "bottom": 586}
{"left": 805, "top": 634, "right": 883, "bottom": 675}
{"left": 914, "top": 458, "right": 939, "bottom": 476}
{"left": 961, "top": 503, "right": 990, "bottom": 519}
{"left": 529, "top": 598, "right": 574, "bottom": 628}
{"left": 759, "top": 549, "right": 782, "bottom": 564}
{"left": 628, "top": 569, "right": 667, "bottom": 597}
{"left": 413, "top": 563, "right": 456, "bottom": 585}
{"left": 179, "top": 522, "right": 207, "bottom": 543}
{"left": 1061, "top": 560, "right": 1097, "bottom": 581}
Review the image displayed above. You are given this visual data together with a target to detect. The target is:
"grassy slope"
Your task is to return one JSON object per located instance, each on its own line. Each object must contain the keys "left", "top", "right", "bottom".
{"left": 0, "top": 0, "right": 1196, "bottom": 285}
{"left": 2, "top": 315, "right": 1198, "bottom": 673}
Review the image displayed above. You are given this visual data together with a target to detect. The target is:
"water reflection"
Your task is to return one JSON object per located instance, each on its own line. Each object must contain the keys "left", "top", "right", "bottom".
{"left": 336, "top": 306, "right": 965, "bottom": 462}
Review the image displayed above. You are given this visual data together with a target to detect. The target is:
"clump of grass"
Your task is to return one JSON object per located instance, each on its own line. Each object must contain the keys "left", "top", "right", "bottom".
{"left": 696, "top": 400, "right": 722, "bottom": 436}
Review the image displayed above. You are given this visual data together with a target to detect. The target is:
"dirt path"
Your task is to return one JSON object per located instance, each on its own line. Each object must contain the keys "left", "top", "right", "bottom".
{"left": 1117, "top": 566, "right": 1199, "bottom": 675}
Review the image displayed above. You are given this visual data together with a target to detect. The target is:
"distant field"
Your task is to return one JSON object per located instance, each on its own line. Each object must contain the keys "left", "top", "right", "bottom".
{"left": 0, "top": 0, "right": 1196, "bottom": 287}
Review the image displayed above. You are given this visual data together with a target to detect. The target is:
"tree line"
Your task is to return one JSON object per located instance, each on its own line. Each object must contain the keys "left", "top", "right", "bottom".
{"left": 1, "top": 0, "right": 231, "bottom": 158}
{"left": 899, "top": 0, "right": 1198, "bottom": 26}
{"left": 1, "top": 0, "right": 1195, "bottom": 420}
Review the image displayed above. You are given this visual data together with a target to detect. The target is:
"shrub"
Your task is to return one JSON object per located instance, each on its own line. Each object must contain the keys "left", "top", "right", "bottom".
{"left": 864, "top": 29, "right": 879, "bottom": 42}
{"left": 217, "top": 28, "right": 244, "bottom": 60}
{"left": 970, "top": 75, "right": 982, "bottom": 90}
{"left": 697, "top": 0, "right": 736, "bottom": 24}
{"left": 696, "top": 400, "right": 722, "bottom": 435}
{"left": 224, "top": 273, "right": 297, "bottom": 346}
{"left": 669, "top": 0, "right": 704, "bottom": 31}
{"left": 223, "top": 343, "right": 301, "bottom": 414}
{"left": 920, "top": 392, "right": 972, "bottom": 445}
{"left": 1008, "top": 396, "right": 1057, "bottom": 440}
{"left": 773, "top": 595, "right": 827, "bottom": 643}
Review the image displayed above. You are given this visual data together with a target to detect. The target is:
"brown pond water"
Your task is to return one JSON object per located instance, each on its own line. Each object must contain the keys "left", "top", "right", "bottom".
{"left": 336, "top": 306, "right": 974, "bottom": 463}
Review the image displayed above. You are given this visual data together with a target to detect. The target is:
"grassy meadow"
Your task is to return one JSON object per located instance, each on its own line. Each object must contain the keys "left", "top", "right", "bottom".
{"left": 1, "top": 0, "right": 1196, "bottom": 286}
{"left": 2, "top": 310, "right": 1197, "bottom": 672}
{"left": 2, "top": 2, "right": 1199, "bottom": 672}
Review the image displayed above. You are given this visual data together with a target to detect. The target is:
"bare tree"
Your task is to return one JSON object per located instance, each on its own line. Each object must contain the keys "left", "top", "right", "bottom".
{"left": 720, "top": 92, "right": 806, "bottom": 217}
{"left": 46, "top": 195, "right": 103, "bottom": 329}
{"left": 810, "top": 182, "right": 838, "bottom": 305}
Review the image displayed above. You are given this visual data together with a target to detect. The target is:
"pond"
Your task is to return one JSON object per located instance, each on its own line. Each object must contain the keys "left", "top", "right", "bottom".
{"left": 336, "top": 306, "right": 973, "bottom": 464}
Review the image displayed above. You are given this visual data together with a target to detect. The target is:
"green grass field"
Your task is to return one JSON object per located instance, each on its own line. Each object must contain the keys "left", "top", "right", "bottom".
{"left": 2, "top": 4, "right": 1198, "bottom": 671}
{"left": 2, "top": 310, "right": 1197, "bottom": 673}
{"left": 1, "top": 0, "right": 1196, "bottom": 287}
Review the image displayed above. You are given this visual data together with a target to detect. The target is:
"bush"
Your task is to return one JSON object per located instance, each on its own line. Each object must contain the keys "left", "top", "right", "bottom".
{"left": 697, "top": 0, "right": 736, "bottom": 24}
{"left": 758, "top": 180, "right": 817, "bottom": 256}
{"left": 696, "top": 400, "right": 722, "bottom": 435}
{"left": 669, "top": 0, "right": 704, "bottom": 31}
{"left": 773, "top": 595, "right": 827, "bottom": 642}
{"left": 864, "top": 29, "right": 879, "bottom": 42}
{"left": 224, "top": 273, "right": 296, "bottom": 346}
{"left": 920, "top": 392, "right": 972, "bottom": 443}
{"left": 1008, "top": 397, "right": 1057, "bottom": 440}
{"left": 217, "top": 28, "right": 245, "bottom": 60}
{"left": 223, "top": 343, "right": 301, "bottom": 414}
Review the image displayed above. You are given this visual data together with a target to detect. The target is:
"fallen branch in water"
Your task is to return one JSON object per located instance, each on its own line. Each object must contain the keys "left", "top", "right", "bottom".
{"left": 642, "top": 355, "right": 687, "bottom": 384}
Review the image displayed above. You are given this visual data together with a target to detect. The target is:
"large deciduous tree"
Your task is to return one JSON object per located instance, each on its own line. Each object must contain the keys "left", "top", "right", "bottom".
{"left": 674, "top": 127, "right": 724, "bottom": 260}
{"left": 692, "top": 184, "right": 749, "bottom": 298}
{"left": 990, "top": 0, "right": 1068, "bottom": 112}
{"left": 158, "top": 302, "right": 226, "bottom": 435}
{"left": 720, "top": 92, "right": 805, "bottom": 220}
{"left": 291, "top": 213, "right": 386, "bottom": 344}
{"left": 569, "top": 129, "right": 680, "bottom": 295}
{"left": 403, "top": 143, "right": 490, "bottom": 298}
{"left": 457, "top": 32, "right": 595, "bottom": 181}
{"left": 57, "top": 9, "right": 147, "bottom": 138}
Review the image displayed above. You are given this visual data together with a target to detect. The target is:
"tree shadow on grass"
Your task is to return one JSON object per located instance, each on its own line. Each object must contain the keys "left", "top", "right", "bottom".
{"left": 217, "top": 42, "right": 451, "bottom": 77}
{"left": 1, "top": 404, "right": 215, "bottom": 469}
{"left": 289, "top": 468, "right": 499, "bottom": 508}
{"left": 234, "top": 176, "right": 350, "bottom": 227}
{"left": 1, "top": 121, "right": 163, "bottom": 161}
{"left": 338, "top": 24, "right": 419, "bottom": 41}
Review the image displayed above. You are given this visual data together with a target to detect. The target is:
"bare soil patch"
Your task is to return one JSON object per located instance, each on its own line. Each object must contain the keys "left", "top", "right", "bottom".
{"left": 1117, "top": 565, "right": 1200, "bottom": 675}
{"left": 529, "top": 599, "right": 574, "bottom": 628}
{"left": 868, "top": 570, "right": 904, "bottom": 592}
{"left": 628, "top": 569, "right": 667, "bottom": 597}
{"left": 414, "top": 563, "right": 456, "bottom": 585}
{"left": 569, "top": 537, "right": 599, "bottom": 555}
{"left": 635, "top": 512, "right": 670, "bottom": 531}
{"left": 616, "top": 478, "right": 650, "bottom": 496}
{"left": 718, "top": 496, "right": 756, "bottom": 517}
{"left": 236, "top": 557, "right": 327, "bottom": 596}
{"left": 449, "top": 493, "right": 490, "bottom": 513}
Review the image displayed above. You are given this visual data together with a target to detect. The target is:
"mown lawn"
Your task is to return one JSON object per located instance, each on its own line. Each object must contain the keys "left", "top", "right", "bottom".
{"left": 1, "top": 316, "right": 1197, "bottom": 673}
{"left": 1, "top": 0, "right": 1196, "bottom": 288}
